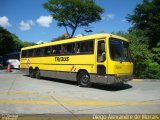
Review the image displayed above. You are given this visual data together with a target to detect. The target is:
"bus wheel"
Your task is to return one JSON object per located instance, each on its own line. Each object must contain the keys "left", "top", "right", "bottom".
{"left": 35, "top": 68, "right": 40, "bottom": 79}
{"left": 29, "top": 68, "right": 35, "bottom": 78}
{"left": 78, "top": 71, "right": 92, "bottom": 87}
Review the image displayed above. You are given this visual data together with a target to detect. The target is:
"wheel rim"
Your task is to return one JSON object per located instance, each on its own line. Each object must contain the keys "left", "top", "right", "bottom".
{"left": 81, "top": 73, "right": 89, "bottom": 84}
{"left": 36, "top": 70, "right": 40, "bottom": 78}
{"left": 30, "top": 70, "right": 34, "bottom": 77}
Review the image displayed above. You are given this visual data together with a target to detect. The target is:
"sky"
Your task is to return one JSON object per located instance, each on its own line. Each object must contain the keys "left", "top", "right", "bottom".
{"left": 0, "top": 0, "right": 142, "bottom": 43}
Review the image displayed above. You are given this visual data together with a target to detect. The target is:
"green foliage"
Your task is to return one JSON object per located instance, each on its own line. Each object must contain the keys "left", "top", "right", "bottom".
{"left": 124, "top": 0, "right": 160, "bottom": 79}
{"left": 0, "top": 26, "right": 35, "bottom": 56}
{"left": 0, "top": 27, "right": 16, "bottom": 56}
{"left": 51, "top": 35, "right": 66, "bottom": 41}
{"left": 22, "top": 42, "right": 36, "bottom": 47}
{"left": 124, "top": 29, "right": 152, "bottom": 61}
{"left": 136, "top": 60, "right": 160, "bottom": 79}
{"left": 12, "top": 34, "right": 24, "bottom": 51}
{"left": 44, "top": 0, "right": 103, "bottom": 38}
{"left": 152, "top": 42, "right": 160, "bottom": 64}
{"left": 127, "top": 0, "right": 160, "bottom": 49}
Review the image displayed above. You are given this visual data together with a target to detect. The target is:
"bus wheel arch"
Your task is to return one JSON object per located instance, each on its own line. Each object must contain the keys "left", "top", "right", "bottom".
{"left": 35, "top": 67, "right": 40, "bottom": 79}
{"left": 77, "top": 69, "right": 92, "bottom": 87}
{"left": 29, "top": 67, "right": 35, "bottom": 78}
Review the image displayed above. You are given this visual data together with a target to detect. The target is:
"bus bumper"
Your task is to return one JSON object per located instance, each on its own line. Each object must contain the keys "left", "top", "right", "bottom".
{"left": 95, "top": 75, "right": 133, "bottom": 85}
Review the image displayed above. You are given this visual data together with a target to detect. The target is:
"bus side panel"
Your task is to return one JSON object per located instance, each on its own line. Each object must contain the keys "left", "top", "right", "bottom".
{"left": 20, "top": 54, "right": 97, "bottom": 82}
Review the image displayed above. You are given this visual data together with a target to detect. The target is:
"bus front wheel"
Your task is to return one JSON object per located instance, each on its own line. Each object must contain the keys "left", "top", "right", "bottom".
{"left": 78, "top": 71, "right": 92, "bottom": 87}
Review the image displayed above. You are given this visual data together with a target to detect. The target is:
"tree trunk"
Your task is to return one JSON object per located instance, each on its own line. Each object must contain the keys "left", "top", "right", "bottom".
{"left": 70, "top": 25, "right": 77, "bottom": 38}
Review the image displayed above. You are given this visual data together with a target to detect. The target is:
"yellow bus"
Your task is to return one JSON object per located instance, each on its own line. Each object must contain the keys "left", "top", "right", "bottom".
{"left": 20, "top": 33, "right": 133, "bottom": 87}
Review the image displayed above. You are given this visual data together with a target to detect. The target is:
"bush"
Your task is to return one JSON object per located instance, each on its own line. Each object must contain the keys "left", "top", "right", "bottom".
{"left": 135, "top": 60, "right": 160, "bottom": 79}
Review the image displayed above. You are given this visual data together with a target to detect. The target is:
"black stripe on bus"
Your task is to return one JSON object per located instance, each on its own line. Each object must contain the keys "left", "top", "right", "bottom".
{"left": 21, "top": 68, "right": 96, "bottom": 74}
{"left": 21, "top": 52, "right": 94, "bottom": 58}
{"left": 20, "top": 63, "right": 94, "bottom": 66}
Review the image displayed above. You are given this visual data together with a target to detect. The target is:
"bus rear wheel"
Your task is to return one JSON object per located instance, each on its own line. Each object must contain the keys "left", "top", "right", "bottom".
{"left": 78, "top": 71, "right": 92, "bottom": 87}
{"left": 35, "top": 68, "right": 40, "bottom": 79}
{"left": 29, "top": 68, "right": 35, "bottom": 78}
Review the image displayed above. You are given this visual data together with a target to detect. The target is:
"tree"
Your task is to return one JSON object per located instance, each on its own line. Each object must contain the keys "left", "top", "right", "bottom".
{"left": 126, "top": 0, "right": 160, "bottom": 79}
{"left": 152, "top": 42, "right": 160, "bottom": 64}
{"left": 126, "top": 0, "right": 160, "bottom": 49}
{"left": 0, "top": 27, "right": 35, "bottom": 56}
{"left": 12, "top": 34, "right": 23, "bottom": 51}
{"left": 0, "top": 27, "right": 16, "bottom": 56}
{"left": 44, "top": 0, "right": 103, "bottom": 38}
{"left": 51, "top": 35, "right": 66, "bottom": 41}
{"left": 22, "top": 41, "right": 36, "bottom": 47}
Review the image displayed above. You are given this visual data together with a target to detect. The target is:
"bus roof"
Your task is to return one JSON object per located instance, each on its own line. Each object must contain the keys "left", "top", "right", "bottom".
{"left": 21, "top": 33, "right": 128, "bottom": 50}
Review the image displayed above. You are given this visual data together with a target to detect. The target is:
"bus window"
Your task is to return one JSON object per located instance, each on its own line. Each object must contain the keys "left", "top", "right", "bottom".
{"left": 73, "top": 42, "right": 80, "bottom": 53}
{"left": 79, "top": 40, "right": 94, "bottom": 54}
{"left": 35, "top": 48, "right": 42, "bottom": 56}
{"left": 52, "top": 46, "right": 56, "bottom": 54}
{"left": 66, "top": 43, "right": 73, "bottom": 54}
{"left": 44, "top": 46, "right": 52, "bottom": 56}
{"left": 80, "top": 41, "right": 89, "bottom": 53}
{"left": 52, "top": 45, "right": 61, "bottom": 55}
{"left": 28, "top": 49, "right": 34, "bottom": 57}
{"left": 60, "top": 45, "right": 67, "bottom": 54}
{"left": 21, "top": 50, "right": 27, "bottom": 58}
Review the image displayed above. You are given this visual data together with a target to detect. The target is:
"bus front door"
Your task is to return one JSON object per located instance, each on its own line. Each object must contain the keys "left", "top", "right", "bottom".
{"left": 97, "top": 40, "right": 106, "bottom": 76}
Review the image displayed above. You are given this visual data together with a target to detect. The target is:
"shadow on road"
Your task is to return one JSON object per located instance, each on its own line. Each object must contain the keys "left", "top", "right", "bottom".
{"left": 24, "top": 75, "right": 132, "bottom": 91}
{"left": 92, "top": 83, "right": 132, "bottom": 91}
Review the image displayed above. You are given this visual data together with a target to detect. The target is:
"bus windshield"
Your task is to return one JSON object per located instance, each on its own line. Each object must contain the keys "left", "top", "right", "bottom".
{"left": 109, "top": 38, "right": 131, "bottom": 62}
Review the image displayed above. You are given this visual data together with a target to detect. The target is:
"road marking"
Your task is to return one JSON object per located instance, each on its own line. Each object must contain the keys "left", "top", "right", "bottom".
{"left": 0, "top": 90, "right": 81, "bottom": 100}
{"left": 0, "top": 99, "right": 159, "bottom": 106}
{"left": 132, "top": 79, "right": 144, "bottom": 82}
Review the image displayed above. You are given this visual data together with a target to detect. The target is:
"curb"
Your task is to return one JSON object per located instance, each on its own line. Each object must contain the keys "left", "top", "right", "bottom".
{"left": 132, "top": 79, "right": 160, "bottom": 82}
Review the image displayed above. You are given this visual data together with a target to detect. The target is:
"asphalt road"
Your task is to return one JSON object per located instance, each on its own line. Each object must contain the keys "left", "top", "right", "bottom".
{"left": 0, "top": 70, "right": 160, "bottom": 119}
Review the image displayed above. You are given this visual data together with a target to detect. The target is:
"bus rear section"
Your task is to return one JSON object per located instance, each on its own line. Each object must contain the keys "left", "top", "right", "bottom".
{"left": 96, "top": 35, "right": 133, "bottom": 85}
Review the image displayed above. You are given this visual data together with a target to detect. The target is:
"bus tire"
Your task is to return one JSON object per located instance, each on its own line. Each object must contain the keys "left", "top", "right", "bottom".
{"left": 77, "top": 71, "right": 92, "bottom": 87}
{"left": 35, "top": 68, "right": 40, "bottom": 79}
{"left": 29, "top": 67, "right": 35, "bottom": 78}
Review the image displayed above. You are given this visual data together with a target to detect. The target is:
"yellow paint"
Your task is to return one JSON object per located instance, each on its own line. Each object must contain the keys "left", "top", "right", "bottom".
{"left": 0, "top": 90, "right": 83, "bottom": 100}
{"left": 0, "top": 99, "right": 159, "bottom": 106}
{"left": 132, "top": 79, "right": 144, "bottom": 82}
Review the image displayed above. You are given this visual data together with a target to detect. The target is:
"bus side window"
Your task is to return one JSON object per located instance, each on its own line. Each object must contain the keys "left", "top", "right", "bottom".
{"left": 80, "top": 41, "right": 88, "bottom": 53}
{"left": 73, "top": 42, "right": 80, "bottom": 53}
{"left": 52, "top": 46, "right": 56, "bottom": 54}
{"left": 60, "top": 45, "right": 67, "bottom": 54}
{"left": 40, "top": 47, "right": 44, "bottom": 56}
{"left": 66, "top": 43, "right": 73, "bottom": 54}
{"left": 44, "top": 46, "right": 52, "bottom": 56}
{"left": 22, "top": 50, "right": 27, "bottom": 58}
{"left": 28, "top": 49, "right": 34, "bottom": 57}
{"left": 52, "top": 45, "right": 61, "bottom": 55}
{"left": 35, "top": 48, "right": 42, "bottom": 56}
